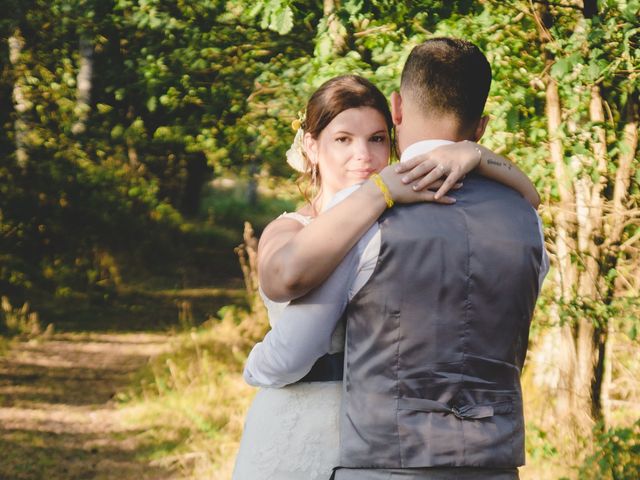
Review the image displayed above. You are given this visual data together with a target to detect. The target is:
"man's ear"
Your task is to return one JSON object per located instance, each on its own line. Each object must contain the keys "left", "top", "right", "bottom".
{"left": 303, "top": 132, "right": 318, "bottom": 165}
{"left": 473, "top": 115, "right": 490, "bottom": 142}
{"left": 390, "top": 91, "right": 403, "bottom": 126}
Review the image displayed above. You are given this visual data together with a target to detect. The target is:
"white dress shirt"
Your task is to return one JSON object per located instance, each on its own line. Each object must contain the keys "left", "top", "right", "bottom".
{"left": 243, "top": 140, "right": 549, "bottom": 387}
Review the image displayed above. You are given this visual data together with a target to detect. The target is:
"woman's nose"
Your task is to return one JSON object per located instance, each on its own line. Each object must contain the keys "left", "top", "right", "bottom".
{"left": 353, "top": 140, "right": 372, "bottom": 160}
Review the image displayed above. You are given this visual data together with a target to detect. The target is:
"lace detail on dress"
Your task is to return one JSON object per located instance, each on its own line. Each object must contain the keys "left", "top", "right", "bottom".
{"left": 278, "top": 211, "right": 312, "bottom": 226}
{"left": 233, "top": 382, "right": 341, "bottom": 480}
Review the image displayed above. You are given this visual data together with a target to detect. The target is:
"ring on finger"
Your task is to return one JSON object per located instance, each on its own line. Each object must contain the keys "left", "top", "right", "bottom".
{"left": 437, "top": 164, "right": 446, "bottom": 174}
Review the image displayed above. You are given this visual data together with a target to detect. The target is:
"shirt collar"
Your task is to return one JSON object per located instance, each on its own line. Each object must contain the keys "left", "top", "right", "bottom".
{"left": 400, "top": 139, "right": 454, "bottom": 162}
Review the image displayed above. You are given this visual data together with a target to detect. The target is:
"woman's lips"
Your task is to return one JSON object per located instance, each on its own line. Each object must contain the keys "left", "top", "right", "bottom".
{"left": 350, "top": 169, "right": 375, "bottom": 178}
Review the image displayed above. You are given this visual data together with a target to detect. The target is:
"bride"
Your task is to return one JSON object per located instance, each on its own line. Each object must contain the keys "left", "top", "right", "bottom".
{"left": 232, "top": 75, "right": 539, "bottom": 479}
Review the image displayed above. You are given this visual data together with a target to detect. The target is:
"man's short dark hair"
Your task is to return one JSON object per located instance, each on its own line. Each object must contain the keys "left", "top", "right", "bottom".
{"left": 400, "top": 38, "right": 492, "bottom": 127}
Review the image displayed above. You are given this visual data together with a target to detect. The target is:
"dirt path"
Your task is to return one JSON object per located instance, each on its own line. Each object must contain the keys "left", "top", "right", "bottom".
{"left": 0, "top": 332, "right": 178, "bottom": 480}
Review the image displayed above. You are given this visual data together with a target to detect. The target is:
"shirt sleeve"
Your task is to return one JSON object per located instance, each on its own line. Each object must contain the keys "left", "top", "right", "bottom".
{"left": 243, "top": 246, "right": 360, "bottom": 388}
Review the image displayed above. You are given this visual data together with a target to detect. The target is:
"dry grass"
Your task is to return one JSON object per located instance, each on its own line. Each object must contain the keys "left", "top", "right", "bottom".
{"left": 117, "top": 308, "right": 265, "bottom": 479}
{"left": 520, "top": 327, "right": 640, "bottom": 480}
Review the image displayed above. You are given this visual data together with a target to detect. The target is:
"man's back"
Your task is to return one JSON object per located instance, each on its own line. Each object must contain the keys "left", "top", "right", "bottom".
{"left": 340, "top": 175, "right": 543, "bottom": 469}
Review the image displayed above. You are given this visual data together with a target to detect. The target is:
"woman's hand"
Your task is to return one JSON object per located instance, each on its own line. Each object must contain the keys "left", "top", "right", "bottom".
{"left": 378, "top": 165, "right": 460, "bottom": 205}
{"left": 393, "top": 141, "right": 482, "bottom": 200}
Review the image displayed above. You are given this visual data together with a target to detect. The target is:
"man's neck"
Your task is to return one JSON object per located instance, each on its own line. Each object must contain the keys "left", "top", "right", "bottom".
{"left": 397, "top": 113, "right": 473, "bottom": 156}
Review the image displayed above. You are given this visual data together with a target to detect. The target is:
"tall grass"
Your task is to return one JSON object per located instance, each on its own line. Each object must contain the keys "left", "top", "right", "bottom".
{"left": 117, "top": 223, "right": 268, "bottom": 478}
{"left": 0, "top": 296, "right": 52, "bottom": 343}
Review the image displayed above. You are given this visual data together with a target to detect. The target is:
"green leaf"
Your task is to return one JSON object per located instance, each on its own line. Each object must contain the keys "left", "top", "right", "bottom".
{"left": 96, "top": 103, "right": 113, "bottom": 114}
{"left": 551, "top": 58, "right": 570, "bottom": 78}
{"left": 270, "top": 6, "right": 294, "bottom": 35}
{"left": 248, "top": 3, "right": 264, "bottom": 18}
{"left": 344, "top": 0, "right": 364, "bottom": 16}
{"left": 146, "top": 96, "right": 157, "bottom": 112}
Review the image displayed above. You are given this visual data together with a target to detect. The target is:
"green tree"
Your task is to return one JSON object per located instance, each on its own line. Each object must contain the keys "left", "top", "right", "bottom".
{"left": 0, "top": 0, "right": 317, "bottom": 300}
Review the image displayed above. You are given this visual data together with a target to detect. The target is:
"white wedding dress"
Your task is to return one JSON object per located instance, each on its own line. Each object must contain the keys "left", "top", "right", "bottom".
{"left": 232, "top": 212, "right": 344, "bottom": 480}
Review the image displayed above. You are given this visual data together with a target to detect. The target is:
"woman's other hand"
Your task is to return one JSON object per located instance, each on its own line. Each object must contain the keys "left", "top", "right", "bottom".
{"left": 393, "top": 141, "right": 482, "bottom": 200}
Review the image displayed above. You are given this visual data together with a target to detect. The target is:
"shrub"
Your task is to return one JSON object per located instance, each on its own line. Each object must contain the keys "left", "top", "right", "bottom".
{"left": 578, "top": 421, "right": 640, "bottom": 479}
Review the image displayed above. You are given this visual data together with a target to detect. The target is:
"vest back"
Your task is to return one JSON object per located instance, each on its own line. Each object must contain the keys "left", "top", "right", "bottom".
{"left": 340, "top": 176, "right": 543, "bottom": 469}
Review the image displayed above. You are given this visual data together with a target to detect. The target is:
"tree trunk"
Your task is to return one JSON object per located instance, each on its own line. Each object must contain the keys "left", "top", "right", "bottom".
{"left": 246, "top": 158, "right": 258, "bottom": 207}
{"left": 8, "top": 29, "right": 28, "bottom": 170}
{"left": 600, "top": 317, "right": 614, "bottom": 427}
{"left": 545, "top": 77, "right": 577, "bottom": 297}
{"left": 531, "top": 3, "right": 601, "bottom": 430}
{"left": 542, "top": 69, "right": 595, "bottom": 428}
{"left": 607, "top": 92, "right": 638, "bottom": 247}
{"left": 600, "top": 90, "right": 639, "bottom": 425}
{"left": 72, "top": 35, "right": 93, "bottom": 135}
{"left": 181, "top": 152, "right": 210, "bottom": 216}
{"left": 531, "top": 0, "right": 638, "bottom": 429}
{"left": 323, "top": 0, "right": 347, "bottom": 54}
{"left": 574, "top": 84, "right": 609, "bottom": 421}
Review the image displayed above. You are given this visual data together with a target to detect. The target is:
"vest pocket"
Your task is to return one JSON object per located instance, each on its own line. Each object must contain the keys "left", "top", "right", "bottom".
{"left": 395, "top": 387, "right": 524, "bottom": 467}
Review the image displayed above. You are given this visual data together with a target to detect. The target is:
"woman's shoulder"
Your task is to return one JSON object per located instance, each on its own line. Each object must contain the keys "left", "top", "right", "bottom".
{"left": 276, "top": 204, "right": 315, "bottom": 226}
{"left": 257, "top": 205, "right": 314, "bottom": 254}
{"left": 278, "top": 211, "right": 312, "bottom": 226}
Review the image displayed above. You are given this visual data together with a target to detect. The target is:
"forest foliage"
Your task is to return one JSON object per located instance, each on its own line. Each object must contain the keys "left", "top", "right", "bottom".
{"left": 1, "top": 0, "right": 639, "bottom": 477}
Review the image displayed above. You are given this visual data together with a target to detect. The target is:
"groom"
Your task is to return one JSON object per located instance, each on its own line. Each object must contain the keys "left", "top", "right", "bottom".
{"left": 332, "top": 38, "right": 546, "bottom": 479}
{"left": 245, "top": 38, "right": 547, "bottom": 479}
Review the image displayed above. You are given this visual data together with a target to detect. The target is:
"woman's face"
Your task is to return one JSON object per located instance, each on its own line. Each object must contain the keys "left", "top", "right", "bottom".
{"left": 306, "top": 107, "right": 390, "bottom": 196}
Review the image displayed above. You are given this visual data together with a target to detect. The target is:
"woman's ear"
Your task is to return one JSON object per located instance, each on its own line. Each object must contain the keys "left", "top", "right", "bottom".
{"left": 390, "top": 91, "right": 403, "bottom": 126}
{"left": 303, "top": 132, "right": 318, "bottom": 164}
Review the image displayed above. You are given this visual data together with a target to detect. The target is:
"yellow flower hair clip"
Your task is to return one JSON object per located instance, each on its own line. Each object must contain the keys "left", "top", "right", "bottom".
{"left": 291, "top": 110, "right": 306, "bottom": 131}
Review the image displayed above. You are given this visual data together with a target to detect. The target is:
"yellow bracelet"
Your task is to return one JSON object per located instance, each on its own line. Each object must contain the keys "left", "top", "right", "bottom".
{"left": 370, "top": 173, "right": 394, "bottom": 208}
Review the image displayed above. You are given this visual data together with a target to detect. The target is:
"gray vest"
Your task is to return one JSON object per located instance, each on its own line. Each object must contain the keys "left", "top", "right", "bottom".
{"left": 339, "top": 176, "right": 543, "bottom": 469}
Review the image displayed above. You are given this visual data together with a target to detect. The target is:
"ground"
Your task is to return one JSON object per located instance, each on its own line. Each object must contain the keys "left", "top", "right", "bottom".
{"left": 0, "top": 331, "right": 178, "bottom": 480}
{"left": 0, "top": 238, "right": 246, "bottom": 479}
{"left": 0, "top": 182, "right": 291, "bottom": 479}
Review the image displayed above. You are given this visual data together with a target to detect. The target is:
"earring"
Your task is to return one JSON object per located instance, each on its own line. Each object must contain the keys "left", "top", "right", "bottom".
{"left": 311, "top": 163, "right": 318, "bottom": 189}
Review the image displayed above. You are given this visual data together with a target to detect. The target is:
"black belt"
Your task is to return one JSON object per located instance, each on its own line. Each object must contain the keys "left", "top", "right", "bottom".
{"left": 297, "top": 351, "right": 344, "bottom": 383}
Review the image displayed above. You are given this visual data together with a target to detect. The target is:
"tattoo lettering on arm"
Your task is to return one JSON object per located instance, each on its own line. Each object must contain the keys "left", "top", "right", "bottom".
{"left": 487, "top": 157, "right": 512, "bottom": 170}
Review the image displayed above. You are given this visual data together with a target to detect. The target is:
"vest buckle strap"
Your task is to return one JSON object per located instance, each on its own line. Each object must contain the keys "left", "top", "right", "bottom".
{"left": 450, "top": 404, "right": 494, "bottom": 420}
{"left": 398, "top": 397, "right": 514, "bottom": 420}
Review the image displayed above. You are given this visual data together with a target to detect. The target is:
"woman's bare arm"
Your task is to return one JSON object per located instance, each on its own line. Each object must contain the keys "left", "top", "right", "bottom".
{"left": 396, "top": 141, "right": 540, "bottom": 208}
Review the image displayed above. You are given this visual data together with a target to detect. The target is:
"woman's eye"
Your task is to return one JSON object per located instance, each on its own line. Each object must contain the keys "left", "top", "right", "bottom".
{"left": 335, "top": 136, "right": 349, "bottom": 143}
{"left": 370, "top": 135, "right": 386, "bottom": 143}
